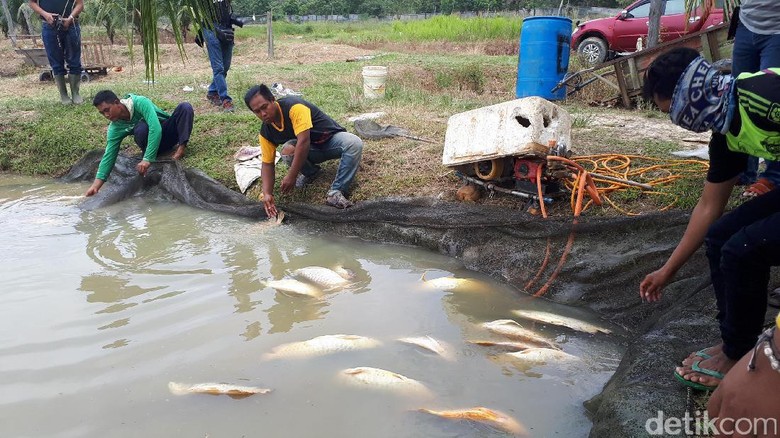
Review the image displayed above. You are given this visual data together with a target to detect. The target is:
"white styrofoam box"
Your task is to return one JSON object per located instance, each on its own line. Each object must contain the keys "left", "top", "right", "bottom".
{"left": 442, "top": 97, "right": 572, "bottom": 166}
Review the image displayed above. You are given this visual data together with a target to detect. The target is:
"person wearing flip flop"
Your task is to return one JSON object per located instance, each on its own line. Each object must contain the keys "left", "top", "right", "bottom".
{"left": 243, "top": 84, "right": 363, "bottom": 216}
{"left": 85, "top": 90, "right": 194, "bottom": 197}
{"left": 707, "top": 312, "right": 780, "bottom": 434}
{"left": 640, "top": 48, "right": 780, "bottom": 390}
{"left": 730, "top": 0, "right": 780, "bottom": 199}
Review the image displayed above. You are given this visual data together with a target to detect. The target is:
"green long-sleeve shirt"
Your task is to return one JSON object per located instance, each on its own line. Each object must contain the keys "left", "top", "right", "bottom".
{"left": 96, "top": 94, "right": 170, "bottom": 181}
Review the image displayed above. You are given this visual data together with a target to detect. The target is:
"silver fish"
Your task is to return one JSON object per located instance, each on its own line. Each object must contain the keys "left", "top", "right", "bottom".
{"left": 505, "top": 348, "right": 579, "bottom": 364}
{"left": 467, "top": 340, "right": 539, "bottom": 352}
{"left": 398, "top": 336, "right": 454, "bottom": 360}
{"left": 263, "top": 334, "right": 381, "bottom": 360}
{"left": 264, "top": 278, "right": 322, "bottom": 298}
{"left": 511, "top": 309, "right": 612, "bottom": 334}
{"left": 294, "top": 266, "right": 350, "bottom": 289}
{"left": 419, "top": 407, "right": 528, "bottom": 436}
{"left": 168, "top": 382, "right": 272, "bottom": 398}
{"left": 339, "top": 367, "right": 432, "bottom": 397}
{"left": 420, "top": 272, "right": 482, "bottom": 292}
{"left": 481, "top": 319, "right": 558, "bottom": 349}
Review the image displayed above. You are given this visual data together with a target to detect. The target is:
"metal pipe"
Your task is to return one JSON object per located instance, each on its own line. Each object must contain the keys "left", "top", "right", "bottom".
{"left": 455, "top": 172, "right": 553, "bottom": 204}
{"left": 588, "top": 172, "right": 653, "bottom": 190}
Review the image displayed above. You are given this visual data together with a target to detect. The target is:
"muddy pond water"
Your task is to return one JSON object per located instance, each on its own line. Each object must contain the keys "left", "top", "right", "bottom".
{"left": 0, "top": 175, "right": 623, "bottom": 437}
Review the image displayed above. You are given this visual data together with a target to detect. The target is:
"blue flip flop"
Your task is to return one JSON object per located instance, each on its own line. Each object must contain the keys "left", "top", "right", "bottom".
{"left": 673, "top": 360, "right": 724, "bottom": 391}
{"left": 680, "top": 348, "right": 713, "bottom": 367}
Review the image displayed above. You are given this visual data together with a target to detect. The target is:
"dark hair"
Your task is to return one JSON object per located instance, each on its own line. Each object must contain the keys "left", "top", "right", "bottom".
{"left": 642, "top": 48, "right": 700, "bottom": 101}
{"left": 243, "top": 84, "right": 275, "bottom": 109}
{"left": 93, "top": 90, "right": 120, "bottom": 107}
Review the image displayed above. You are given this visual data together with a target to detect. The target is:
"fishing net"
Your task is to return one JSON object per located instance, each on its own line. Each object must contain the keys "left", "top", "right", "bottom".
{"left": 60, "top": 150, "right": 266, "bottom": 218}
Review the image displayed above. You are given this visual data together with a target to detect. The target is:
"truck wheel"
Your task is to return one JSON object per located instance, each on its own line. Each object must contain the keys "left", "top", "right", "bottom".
{"left": 577, "top": 37, "right": 607, "bottom": 65}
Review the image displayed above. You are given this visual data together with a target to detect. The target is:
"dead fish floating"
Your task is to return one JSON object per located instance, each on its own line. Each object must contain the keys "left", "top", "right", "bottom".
{"left": 293, "top": 266, "right": 350, "bottom": 289}
{"left": 511, "top": 309, "right": 612, "bottom": 335}
{"left": 505, "top": 348, "right": 579, "bottom": 364}
{"left": 264, "top": 278, "right": 322, "bottom": 298}
{"left": 467, "top": 340, "right": 538, "bottom": 352}
{"left": 481, "top": 319, "right": 558, "bottom": 349}
{"left": 263, "top": 334, "right": 381, "bottom": 360}
{"left": 339, "top": 367, "right": 431, "bottom": 397}
{"left": 398, "top": 336, "right": 454, "bottom": 360}
{"left": 168, "top": 382, "right": 272, "bottom": 398}
{"left": 420, "top": 272, "right": 482, "bottom": 292}
{"left": 419, "top": 407, "right": 528, "bottom": 436}
{"left": 255, "top": 211, "right": 285, "bottom": 230}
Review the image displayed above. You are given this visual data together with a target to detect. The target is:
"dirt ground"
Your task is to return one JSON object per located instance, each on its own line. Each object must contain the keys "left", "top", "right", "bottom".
{"left": 1, "top": 35, "right": 705, "bottom": 150}
{"left": 575, "top": 113, "right": 710, "bottom": 155}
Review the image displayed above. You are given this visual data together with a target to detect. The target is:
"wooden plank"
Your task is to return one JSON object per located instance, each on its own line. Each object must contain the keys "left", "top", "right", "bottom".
{"left": 627, "top": 57, "right": 639, "bottom": 90}
{"left": 613, "top": 64, "right": 632, "bottom": 108}
{"left": 590, "top": 70, "right": 622, "bottom": 92}
{"left": 700, "top": 32, "right": 713, "bottom": 61}
{"left": 707, "top": 31, "right": 720, "bottom": 60}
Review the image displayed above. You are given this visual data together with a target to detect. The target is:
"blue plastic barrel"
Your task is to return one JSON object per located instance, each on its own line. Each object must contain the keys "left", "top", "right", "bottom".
{"left": 516, "top": 16, "right": 572, "bottom": 100}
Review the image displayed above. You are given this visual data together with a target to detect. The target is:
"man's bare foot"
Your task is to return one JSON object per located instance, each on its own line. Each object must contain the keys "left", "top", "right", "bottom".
{"left": 681, "top": 343, "right": 723, "bottom": 367}
{"left": 172, "top": 145, "right": 186, "bottom": 160}
{"left": 675, "top": 349, "right": 736, "bottom": 388}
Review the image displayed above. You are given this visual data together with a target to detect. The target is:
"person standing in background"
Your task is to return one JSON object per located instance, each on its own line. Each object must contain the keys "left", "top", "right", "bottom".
{"left": 28, "top": 0, "right": 83, "bottom": 105}
{"left": 732, "top": 0, "right": 780, "bottom": 197}
{"left": 199, "top": 0, "right": 238, "bottom": 112}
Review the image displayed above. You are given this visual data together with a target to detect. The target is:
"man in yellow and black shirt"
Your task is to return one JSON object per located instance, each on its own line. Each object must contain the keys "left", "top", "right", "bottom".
{"left": 244, "top": 84, "right": 363, "bottom": 216}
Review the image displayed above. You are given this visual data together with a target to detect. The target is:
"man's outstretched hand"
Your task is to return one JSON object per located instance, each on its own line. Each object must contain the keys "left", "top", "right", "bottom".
{"left": 640, "top": 268, "right": 672, "bottom": 303}
{"left": 280, "top": 173, "right": 296, "bottom": 194}
{"left": 136, "top": 160, "right": 151, "bottom": 176}
{"left": 85, "top": 180, "right": 104, "bottom": 197}
{"left": 263, "top": 193, "right": 278, "bottom": 219}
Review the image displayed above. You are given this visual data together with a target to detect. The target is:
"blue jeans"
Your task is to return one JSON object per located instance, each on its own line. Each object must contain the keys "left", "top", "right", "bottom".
{"left": 705, "top": 187, "right": 780, "bottom": 360}
{"left": 284, "top": 132, "right": 363, "bottom": 194}
{"left": 203, "top": 29, "right": 234, "bottom": 102}
{"left": 40, "top": 21, "right": 82, "bottom": 76}
{"left": 732, "top": 22, "right": 780, "bottom": 186}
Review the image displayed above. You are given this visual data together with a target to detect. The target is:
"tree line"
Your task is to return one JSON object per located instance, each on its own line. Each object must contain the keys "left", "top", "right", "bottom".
{"left": 231, "top": 0, "right": 633, "bottom": 17}
{"left": 2, "top": 0, "right": 634, "bottom": 38}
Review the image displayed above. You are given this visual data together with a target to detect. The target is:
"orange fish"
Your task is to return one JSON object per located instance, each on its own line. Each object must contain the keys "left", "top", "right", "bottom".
{"left": 419, "top": 407, "right": 528, "bottom": 436}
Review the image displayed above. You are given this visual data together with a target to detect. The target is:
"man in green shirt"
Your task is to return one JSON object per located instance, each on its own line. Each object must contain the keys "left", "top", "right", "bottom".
{"left": 85, "top": 90, "right": 194, "bottom": 197}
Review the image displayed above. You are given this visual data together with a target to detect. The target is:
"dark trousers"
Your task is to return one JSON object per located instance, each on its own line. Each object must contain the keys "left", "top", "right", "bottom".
{"left": 133, "top": 103, "right": 194, "bottom": 155}
{"left": 706, "top": 187, "right": 780, "bottom": 360}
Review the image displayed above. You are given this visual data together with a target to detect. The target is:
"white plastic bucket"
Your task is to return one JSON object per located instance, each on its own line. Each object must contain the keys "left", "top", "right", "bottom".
{"left": 362, "top": 66, "right": 388, "bottom": 99}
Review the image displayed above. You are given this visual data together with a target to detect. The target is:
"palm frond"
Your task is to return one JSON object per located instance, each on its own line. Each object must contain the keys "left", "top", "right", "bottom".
{"left": 128, "top": 0, "right": 216, "bottom": 81}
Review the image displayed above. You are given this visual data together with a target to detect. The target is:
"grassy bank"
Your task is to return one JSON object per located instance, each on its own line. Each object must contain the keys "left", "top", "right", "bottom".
{"left": 0, "top": 16, "right": 728, "bottom": 217}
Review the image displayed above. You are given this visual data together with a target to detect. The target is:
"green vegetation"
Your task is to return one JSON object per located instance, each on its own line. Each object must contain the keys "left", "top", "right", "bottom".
{"left": 0, "top": 14, "right": 721, "bottom": 217}
{"left": 237, "top": 14, "right": 521, "bottom": 44}
{"left": 388, "top": 15, "right": 520, "bottom": 42}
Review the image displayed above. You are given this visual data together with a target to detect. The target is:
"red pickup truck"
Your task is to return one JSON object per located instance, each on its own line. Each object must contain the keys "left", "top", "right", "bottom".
{"left": 571, "top": 0, "right": 725, "bottom": 65}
